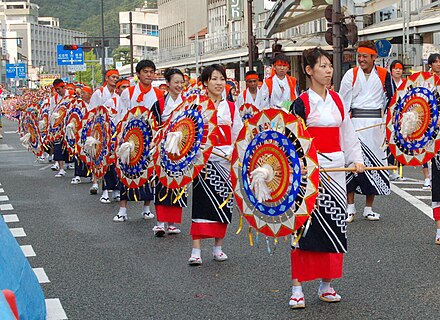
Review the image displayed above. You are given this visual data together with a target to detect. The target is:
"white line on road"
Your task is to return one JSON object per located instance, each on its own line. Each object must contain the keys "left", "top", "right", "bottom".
{"left": 20, "top": 245, "right": 36, "bottom": 257}
{"left": 2, "top": 214, "right": 19, "bottom": 222}
{"left": 0, "top": 203, "right": 13, "bottom": 210}
{"left": 0, "top": 195, "right": 10, "bottom": 201}
{"left": 33, "top": 268, "right": 50, "bottom": 284}
{"left": 392, "top": 181, "right": 424, "bottom": 185}
{"left": 45, "top": 298, "right": 68, "bottom": 320}
{"left": 0, "top": 144, "right": 14, "bottom": 150}
{"left": 0, "top": 188, "right": 4, "bottom": 193}
{"left": 39, "top": 164, "right": 52, "bottom": 171}
{"left": 401, "top": 187, "right": 430, "bottom": 192}
{"left": 391, "top": 184, "right": 432, "bottom": 220}
{"left": 10, "top": 227, "right": 26, "bottom": 237}
{"left": 416, "top": 196, "right": 432, "bottom": 200}
{"left": 4, "top": 130, "right": 17, "bottom": 134}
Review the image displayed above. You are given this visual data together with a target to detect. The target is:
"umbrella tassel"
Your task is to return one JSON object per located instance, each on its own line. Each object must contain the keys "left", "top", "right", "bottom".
{"left": 173, "top": 186, "right": 186, "bottom": 204}
{"left": 235, "top": 215, "right": 243, "bottom": 235}
{"left": 159, "top": 188, "right": 169, "bottom": 202}
{"left": 219, "top": 192, "right": 232, "bottom": 209}
{"left": 248, "top": 227, "right": 254, "bottom": 246}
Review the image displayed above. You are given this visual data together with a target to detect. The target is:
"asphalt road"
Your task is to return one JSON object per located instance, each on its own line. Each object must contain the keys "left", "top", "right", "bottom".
{"left": 1, "top": 117, "right": 439, "bottom": 320}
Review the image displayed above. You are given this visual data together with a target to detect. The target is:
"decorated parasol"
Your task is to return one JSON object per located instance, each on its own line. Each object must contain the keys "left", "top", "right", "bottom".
{"left": 64, "top": 99, "right": 84, "bottom": 155}
{"left": 38, "top": 108, "right": 51, "bottom": 147}
{"left": 115, "top": 106, "right": 158, "bottom": 189}
{"left": 77, "top": 105, "right": 112, "bottom": 179}
{"left": 19, "top": 109, "right": 43, "bottom": 157}
{"left": 239, "top": 103, "right": 259, "bottom": 122}
{"left": 48, "top": 102, "right": 68, "bottom": 142}
{"left": 231, "top": 109, "right": 319, "bottom": 238}
{"left": 386, "top": 71, "right": 440, "bottom": 166}
{"left": 153, "top": 95, "right": 217, "bottom": 189}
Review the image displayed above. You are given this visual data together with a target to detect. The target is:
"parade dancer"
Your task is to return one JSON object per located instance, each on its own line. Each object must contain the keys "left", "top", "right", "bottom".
{"left": 88, "top": 69, "right": 120, "bottom": 194}
{"left": 289, "top": 47, "right": 364, "bottom": 309}
{"left": 99, "top": 78, "right": 129, "bottom": 203}
{"left": 235, "top": 70, "right": 259, "bottom": 108}
{"left": 151, "top": 68, "right": 187, "bottom": 236}
{"left": 339, "top": 40, "right": 394, "bottom": 222}
{"left": 188, "top": 64, "right": 243, "bottom": 265}
{"left": 255, "top": 53, "right": 298, "bottom": 110}
{"left": 113, "top": 60, "right": 163, "bottom": 222}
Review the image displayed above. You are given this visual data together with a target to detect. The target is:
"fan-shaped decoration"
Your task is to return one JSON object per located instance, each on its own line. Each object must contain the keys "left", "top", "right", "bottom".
{"left": 231, "top": 109, "right": 319, "bottom": 238}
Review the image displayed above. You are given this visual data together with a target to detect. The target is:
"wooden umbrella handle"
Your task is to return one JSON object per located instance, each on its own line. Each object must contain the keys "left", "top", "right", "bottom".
{"left": 319, "top": 165, "right": 397, "bottom": 173}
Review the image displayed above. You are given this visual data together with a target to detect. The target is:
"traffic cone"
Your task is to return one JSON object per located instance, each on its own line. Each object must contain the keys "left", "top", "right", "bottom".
{"left": 2, "top": 289, "right": 19, "bottom": 320}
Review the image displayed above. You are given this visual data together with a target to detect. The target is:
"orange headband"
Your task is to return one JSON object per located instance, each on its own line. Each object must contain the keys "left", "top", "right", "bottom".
{"left": 246, "top": 74, "right": 259, "bottom": 81}
{"left": 81, "top": 86, "right": 93, "bottom": 94}
{"left": 273, "top": 61, "right": 290, "bottom": 67}
{"left": 106, "top": 69, "right": 119, "bottom": 77}
{"left": 393, "top": 63, "right": 403, "bottom": 69}
{"left": 53, "top": 81, "right": 65, "bottom": 88}
{"left": 357, "top": 47, "right": 377, "bottom": 55}
{"left": 116, "top": 79, "right": 130, "bottom": 88}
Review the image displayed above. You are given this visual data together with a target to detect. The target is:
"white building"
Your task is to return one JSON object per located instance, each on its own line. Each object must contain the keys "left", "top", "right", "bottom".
{"left": 119, "top": 1, "right": 159, "bottom": 63}
{"left": 0, "top": 0, "right": 86, "bottom": 86}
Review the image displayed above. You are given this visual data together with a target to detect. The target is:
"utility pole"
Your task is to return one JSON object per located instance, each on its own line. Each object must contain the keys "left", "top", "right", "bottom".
{"left": 247, "top": 0, "right": 254, "bottom": 70}
{"left": 100, "top": 0, "right": 106, "bottom": 84}
{"left": 129, "top": 11, "right": 134, "bottom": 77}
{"left": 332, "top": 0, "right": 343, "bottom": 91}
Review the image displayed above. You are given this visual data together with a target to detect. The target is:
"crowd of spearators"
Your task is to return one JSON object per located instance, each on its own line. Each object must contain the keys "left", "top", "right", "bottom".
{"left": 10, "top": 41, "right": 440, "bottom": 309}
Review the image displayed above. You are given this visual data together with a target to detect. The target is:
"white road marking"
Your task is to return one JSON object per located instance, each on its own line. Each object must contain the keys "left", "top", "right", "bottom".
{"left": 401, "top": 187, "right": 430, "bottom": 192}
{"left": 392, "top": 181, "right": 424, "bottom": 185}
{"left": 39, "top": 164, "right": 52, "bottom": 171}
{"left": 0, "top": 203, "right": 13, "bottom": 210}
{"left": 0, "top": 188, "right": 4, "bottom": 193}
{"left": 416, "top": 195, "right": 432, "bottom": 200}
{"left": 45, "top": 299, "right": 68, "bottom": 320}
{"left": 2, "top": 214, "right": 19, "bottom": 222}
{"left": 4, "top": 130, "right": 17, "bottom": 134}
{"left": 20, "top": 245, "right": 36, "bottom": 257}
{"left": 0, "top": 195, "right": 10, "bottom": 201}
{"left": 10, "top": 227, "right": 26, "bottom": 237}
{"left": 391, "top": 184, "right": 432, "bottom": 220}
{"left": 0, "top": 144, "right": 13, "bottom": 150}
{"left": 33, "top": 268, "right": 50, "bottom": 284}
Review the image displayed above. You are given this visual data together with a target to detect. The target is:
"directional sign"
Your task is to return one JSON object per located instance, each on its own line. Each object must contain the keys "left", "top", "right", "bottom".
{"left": 57, "top": 44, "right": 84, "bottom": 65}
{"left": 68, "top": 64, "right": 87, "bottom": 72}
{"left": 6, "top": 63, "right": 26, "bottom": 79}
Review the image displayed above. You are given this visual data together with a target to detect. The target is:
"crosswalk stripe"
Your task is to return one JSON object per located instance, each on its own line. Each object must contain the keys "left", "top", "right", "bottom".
{"left": 392, "top": 181, "right": 424, "bottom": 185}
{"left": 0, "top": 203, "right": 13, "bottom": 210}
{"left": 45, "top": 298, "right": 68, "bottom": 320}
{"left": 20, "top": 245, "right": 36, "bottom": 257}
{"left": 416, "top": 195, "right": 432, "bottom": 200}
{"left": 401, "top": 187, "right": 430, "bottom": 192}
{"left": 391, "top": 184, "right": 432, "bottom": 219}
{"left": 0, "top": 195, "right": 10, "bottom": 201}
{"left": 2, "top": 214, "right": 19, "bottom": 222}
{"left": 32, "top": 268, "right": 50, "bottom": 284}
{"left": 10, "top": 227, "right": 26, "bottom": 237}
{"left": 0, "top": 188, "right": 4, "bottom": 193}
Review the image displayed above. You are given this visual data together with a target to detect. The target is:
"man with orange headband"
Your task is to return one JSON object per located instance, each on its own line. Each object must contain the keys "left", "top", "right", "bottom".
{"left": 339, "top": 40, "right": 394, "bottom": 222}
{"left": 88, "top": 69, "right": 120, "bottom": 194}
{"left": 98, "top": 78, "right": 130, "bottom": 204}
{"left": 255, "top": 53, "right": 298, "bottom": 110}
{"left": 235, "top": 70, "right": 259, "bottom": 108}
{"left": 113, "top": 60, "right": 164, "bottom": 222}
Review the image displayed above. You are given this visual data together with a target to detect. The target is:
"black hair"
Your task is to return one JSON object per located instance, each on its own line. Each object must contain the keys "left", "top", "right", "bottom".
{"left": 302, "top": 47, "right": 332, "bottom": 78}
{"left": 245, "top": 70, "right": 258, "bottom": 78}
{"left": 52, "top": 78, "right": 64, "bottom": 87}
{"left": 390, "top": 60, "right": 404, "bottom": 70}
{"left": 272, "top": 53, "right": 290, "bottom": 65}
{"left": 200, "top": 64, "right": 227, "bottom": 86}
{"left": 164, "top": 68, "right": 184, "bottom": 82}
{"left": 357, "top": 40, "right": 377, "bottom": 52}
{"left": 428, "top": 53, "right": 440, "bottom": 66}
{"left": 135, "top": 59, "right": 156, "bottom": 73}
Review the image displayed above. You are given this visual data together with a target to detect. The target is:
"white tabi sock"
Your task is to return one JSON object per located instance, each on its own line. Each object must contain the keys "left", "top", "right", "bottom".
{"left": 102, "top": 190, "right": 109, "bottom": 198}
{"left": 319, "top": 281, "right": 332, "bottom": 293}
{"left": 364, "top": 207, "right": 373, "bottom": 214}
{"left": 347, "top": 204, "right": 356, "bottom": 214}
{"left": 191, "top": 248, "right": 201, "bottom": 258}
{"left": 436, "top": 229, "right": 440, "bottom": 238}
{"left": 213, "top": 246, "right": 223, "bottom": 256}
{"left": 118, "top": 207, "right": 127, "bottom": 216}
{"left": 113, "top": 190, "right": 120, "bottom": 197}
{"left": 157, "top": 221, "right": 165, "bottom": 228}
{"left": 143, "top": 205, "right": 151, "bottom": 213}
{"left": 292, "top": 285, "right": 303, "bottom": 295}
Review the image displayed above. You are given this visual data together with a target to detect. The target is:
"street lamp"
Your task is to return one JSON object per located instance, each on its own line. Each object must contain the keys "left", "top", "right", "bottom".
{"left": 100, "top": 0, "right": 106, "bottom": 84}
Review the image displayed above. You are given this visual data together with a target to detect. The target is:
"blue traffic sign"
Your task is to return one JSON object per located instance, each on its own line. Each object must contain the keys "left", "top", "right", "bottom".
{"left": 376, "top": 39, "right": 392, "bottom": 58}
{"left": 6, "top": 63, "right": 26, "bottom": 79}
{"left": 57, "top": 44, "right": 84, "bottom": 65}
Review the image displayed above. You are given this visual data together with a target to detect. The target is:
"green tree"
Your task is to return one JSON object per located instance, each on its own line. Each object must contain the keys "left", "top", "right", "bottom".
{"left": 113, "top": 47, "right": 131, "bottom": 65}
{"left": 75, "top": 51, "right": 102, "bottom": 88}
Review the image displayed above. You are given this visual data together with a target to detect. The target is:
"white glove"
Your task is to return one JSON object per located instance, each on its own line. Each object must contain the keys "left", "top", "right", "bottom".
{"left": 65, "top": 122, "right": 75, "bottom": 140}
{"left": 84, "top": 136, "right": 100, "bottom": 157}
{"left": 249, "top": 164, "right": 274, "bottom": 203}
{"left": 49, "top": 112, "right": 60, "bottom": 127}
{"left": 20, "top": 133, "right": 31, "bottom": 148}
{"left": 116, "top": 141, "right": 134, "bottom": 164}
{"left": 38, "top": 120, "right": 46, "bottom": 131}
{"left": 400, "top": 110, "right": 420, "bottom": 138}
{"left": 164, "top": 131, "right": 183, "bottom": 155}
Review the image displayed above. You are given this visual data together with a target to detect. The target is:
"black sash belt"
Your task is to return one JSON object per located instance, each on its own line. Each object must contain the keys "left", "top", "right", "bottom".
{"left": 351, "top": 108, "right": 382, "bottom": 118}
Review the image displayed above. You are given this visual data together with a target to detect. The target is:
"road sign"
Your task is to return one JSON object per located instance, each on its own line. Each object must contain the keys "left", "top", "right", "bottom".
{"left": 376, "top": 39, "right": 392, "bottom": 58}
{"left": 67, "top": 64, "right": 87, "bottom": 72}
{"left": 57, "top": 44, "right": 84, "bottom": 65}
{"left": 6, "top": 63, "right": 26, "bottom": 79}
